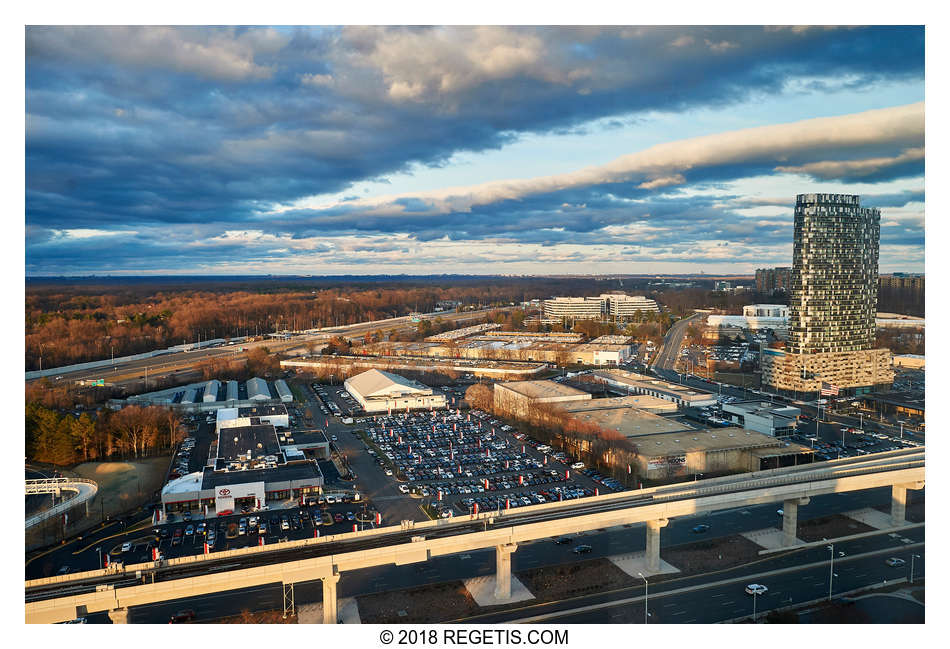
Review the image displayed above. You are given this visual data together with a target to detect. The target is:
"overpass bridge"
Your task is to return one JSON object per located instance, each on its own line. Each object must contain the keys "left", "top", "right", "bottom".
{"left": 25, "top": 448, "right": 923, "bottom": 623}
{"left": 25, "top": 478, "right": 98, "bottom": 529}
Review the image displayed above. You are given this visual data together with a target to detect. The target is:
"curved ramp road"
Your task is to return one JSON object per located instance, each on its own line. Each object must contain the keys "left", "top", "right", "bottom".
{"left": 25, "top": 479, "right": 98, "bottom": 529}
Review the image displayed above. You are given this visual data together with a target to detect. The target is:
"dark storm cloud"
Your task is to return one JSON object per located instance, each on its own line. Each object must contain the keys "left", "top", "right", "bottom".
{"left": 26, "top": 26, "right": 924, "bottom": 272}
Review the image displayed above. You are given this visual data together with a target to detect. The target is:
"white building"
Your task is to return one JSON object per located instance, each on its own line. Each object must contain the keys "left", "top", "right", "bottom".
{"left": 743, "top": 304, "right": 788, "bottom": 318}
{"left": 721, "top": 401, "right": 800, "bottom": 437}
{"left": 215, "top": 404, "right": 290, "bottom": 433}
{"left": 344, "top": 369, "right": 447, "bottom": 413}
{"left": 203, "top": 380, "right": 221, "bottom": 403}
{"left": 274, "top": 379, "right": 294, "bottom": 403}
{"left": 246, "top": 377, "right": 271, "bottom": 401}
{"left": 542, "top": 293, "right": 659, "bottom": 323}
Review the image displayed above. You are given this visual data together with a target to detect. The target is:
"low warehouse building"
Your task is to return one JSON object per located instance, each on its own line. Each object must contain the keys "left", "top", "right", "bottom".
{"left": 592, "top": 369, "right": 718, "bottom": 407}
{"left": 493, "top": 380, "right": 591, "bottom": 418}
{"left": 274, "top": 379, "right": 294, "bottom": 403}
{"left": 344, "top": 369, "right": 447, "bottom": 413}
{"left": 631, "top": 428, "right": 813, "bottom": 480}
{"left": 559, "top": 396, "right": 690, "bottom": 438}
{"left": 203, "top": 380, "right": 222, "bottom": 403}
{"left": 246, "top": 377, "right": 271, "bottom": 401}
{"left": 721, "top": 401, "right": 801, "bottom": 437}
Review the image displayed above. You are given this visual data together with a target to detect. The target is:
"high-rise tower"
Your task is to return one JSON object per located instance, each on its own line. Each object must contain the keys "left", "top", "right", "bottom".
{"left": 788, "top": 193, "right": 879, "bottom": 354}
{"left": 761, "top": 193, "right": 892, "bottom": 395}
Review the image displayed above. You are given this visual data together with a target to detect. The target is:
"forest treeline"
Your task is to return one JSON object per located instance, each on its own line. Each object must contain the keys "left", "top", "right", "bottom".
{"left": 25, "top": 277, "right": 715, "bottom": 371}
{"left": 25, "top": 403, "right": 183, "bottom": 466}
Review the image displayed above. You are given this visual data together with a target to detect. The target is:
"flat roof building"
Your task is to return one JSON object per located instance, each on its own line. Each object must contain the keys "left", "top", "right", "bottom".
{"left": 494, "top": 379, "right": 591, "bottom": 418}
{"left": 215, "top": 404, "right": 289, "bottom": 433}
{"left": 560, "top": 397, "right": 689, "bottom": 438}
{"left": 161, "top": 418, "right": 323, "bottom": 516}
{"left": 721, "top": 401, "right": 801, "bottom": 437}
{"left": 591, "top": 369, "right": 718, "bottom": 407}
{"left": 630, "top": 427, "right": 812, "bottom": 480}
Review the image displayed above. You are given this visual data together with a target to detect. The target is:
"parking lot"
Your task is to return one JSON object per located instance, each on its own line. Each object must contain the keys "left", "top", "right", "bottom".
{"left": 356, "top": 409, "right": 623, "bottom": 519}
{"left": 120, "top": 497, "right": 380, "bottom": 565}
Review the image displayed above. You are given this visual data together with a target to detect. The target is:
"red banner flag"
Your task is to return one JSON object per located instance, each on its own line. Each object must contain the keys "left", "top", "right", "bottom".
{"left": 566, "top": 470, "right": 570, "bottom": 479}
{"left": 505, "top": 498, "right": 510, "bottom": 510}
{"left": 438, "top": 490, "right": 442, "bottom": 501}
{"left": 594, "top": 487, "right": 599, "bottom": 496}
{"left": 353, "top": 523, "right": 358, "bottom": 532}
{"left": 203, "top": 542, "right": 209, "bottom": 555}
{"left": 375, "top": 512, "right": 381, "bottom": 525}
{"left": 152, "top": 547, "right": 159, "bottom": 561}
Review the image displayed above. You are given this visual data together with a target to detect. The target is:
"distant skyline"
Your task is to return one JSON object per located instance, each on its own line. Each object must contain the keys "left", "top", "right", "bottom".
{"left": 26, "top": 26, "right": 924, "bottom": 276}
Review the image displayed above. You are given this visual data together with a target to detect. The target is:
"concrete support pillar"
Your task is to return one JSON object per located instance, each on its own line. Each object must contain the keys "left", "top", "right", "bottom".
{"left": 321, "top": 573, "right": 341, "bottom": 624}
{"left": 107, "top": 607, "right": 129, "bottom": 624}
{"left": 494, "top": 543, "right": 518, "bottom": 600}
{"left": 891, "top": 484, "right": 908, "bottom": 527}
{"left": 645, "top": 518, "right": 669, "bottom": 573}
{"left": 782, "top": 497, "right": 809, "bottom": 547}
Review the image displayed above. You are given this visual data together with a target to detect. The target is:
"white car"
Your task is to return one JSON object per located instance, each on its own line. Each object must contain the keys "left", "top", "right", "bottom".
{"left": 384, "top": 468, "right": 393, "bottom": 476}
{"left": 571, "top": 462, "right": 585, "bottom": 470}
{"left": 121, "top": 542, "right": 132, "bottom": 553}
{"left": 398, "top": 484, "right": 410, "bottom": 494}
{"left": 745, "top": 584, "right": 768, "bottom": 596}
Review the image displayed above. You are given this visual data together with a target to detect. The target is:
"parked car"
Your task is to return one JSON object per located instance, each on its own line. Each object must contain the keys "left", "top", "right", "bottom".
{"left": 184, "top": 525, "right": 194, "bottom": 536}
{"left": 691, "top": 524, "right": 711, "bottom": 534}
{"left": 121, "top": 542, "right": 132, "bottom": 552}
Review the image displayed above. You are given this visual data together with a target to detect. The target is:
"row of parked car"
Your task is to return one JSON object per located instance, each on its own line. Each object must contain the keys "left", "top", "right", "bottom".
{"left": 169, "top": 437, "right": 197, "bottom": 479}
{"left": 458, "top": 485, "right": 596, "bottom": 512}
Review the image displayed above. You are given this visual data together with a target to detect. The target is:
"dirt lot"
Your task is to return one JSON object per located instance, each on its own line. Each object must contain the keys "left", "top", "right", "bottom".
{"left": 518, "top": 558, "right": 636, "bottom": 601}
{"left": 358, "top": 581, "right": 479, "bottom": 623}
{"left": 72, "top": 457, "right": 169, "bottom": 517}
{"left": 797, "top": 514, "right": 876, "bottom": 543}
{"left": 659, "top": 534, "right": 764, "bottom": 577}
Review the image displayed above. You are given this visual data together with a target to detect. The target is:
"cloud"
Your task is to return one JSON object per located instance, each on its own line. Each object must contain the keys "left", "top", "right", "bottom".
{"left": 24, "top": 26, "right": 925, "bottom": 274}
{"left": 774, "top": 147, "right": 924, "bottom": 179}
{"left": 290, "top": 103, "right": 923, "bottom": 219}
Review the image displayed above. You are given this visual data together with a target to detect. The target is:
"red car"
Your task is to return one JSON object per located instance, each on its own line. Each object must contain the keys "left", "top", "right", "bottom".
{"left": 169, "top": 609, "right": 195, "bottom": 623}
{"left": 333, "top": 513, "right": 344, "bottom": 523}
{"left": 216, "top": 509, "right": 233, "bottom": 517}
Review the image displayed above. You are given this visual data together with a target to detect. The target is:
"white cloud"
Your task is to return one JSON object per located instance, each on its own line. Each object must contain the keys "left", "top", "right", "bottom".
{"left": 774, "top": 147, "right": 924, "bottom": 179}
{"left": 284, "top": 102, "right": 924, "bottom": 219}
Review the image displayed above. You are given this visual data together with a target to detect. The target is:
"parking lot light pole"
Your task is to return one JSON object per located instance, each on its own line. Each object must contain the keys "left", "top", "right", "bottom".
{"left": 637, "top": 572, "right": 649, "bottom": 624}
{"left": 97, "top": 546, "right": 101, "bottom": 568}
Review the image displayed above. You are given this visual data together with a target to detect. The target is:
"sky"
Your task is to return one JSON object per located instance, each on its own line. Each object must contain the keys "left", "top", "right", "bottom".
{"left": 24, "top": 25, "right": 925, "bottom": 276}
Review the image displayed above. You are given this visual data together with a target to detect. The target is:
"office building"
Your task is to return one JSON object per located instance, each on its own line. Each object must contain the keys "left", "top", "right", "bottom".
{"left": 542, "top": 293, "right": 658, "bottom": 323}
{"left": 755, "top": 267, "right": 792, "bottom": 295}
{"left": 761, "top": 194, "right": 892, "bottom": 394}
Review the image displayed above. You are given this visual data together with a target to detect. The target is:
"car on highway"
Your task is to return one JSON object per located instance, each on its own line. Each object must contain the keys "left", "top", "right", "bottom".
{"left": 885, "top": 557, "right": 907, "bottom": 567}
{"left": 572, "top": 544, "right": 593, "bottom": 554}
{"left": 121, "top": 542, "right": 132, "bottom": 552}
{"left": 552, "top": 537, "right": 572, "bottom": 545}
{"left": 745, "top": 584, "right": 768, "bottom": 595}
{"left": 691, "top": 524, "right": 711, "bottom": 534}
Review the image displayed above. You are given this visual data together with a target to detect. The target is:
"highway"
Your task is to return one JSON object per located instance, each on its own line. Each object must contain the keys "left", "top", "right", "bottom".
{"left": 33, "top": 308, "right": 503, "bottom": 389}
{"left": 24, "top": 448, "right": 922, "bottom": 622}
{"left": 650, "top": 312, "right": 704, "bottom": 372}
{"left": 65, "top": 493, "right": 923, "bottom": 623}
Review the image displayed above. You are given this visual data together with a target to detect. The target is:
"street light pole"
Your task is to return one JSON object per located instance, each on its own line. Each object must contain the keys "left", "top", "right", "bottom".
{"left": 638, "top": 572, "right": 649, "bottom": 624}
{"left": 753, "top": 591, "right": 758, "bottom": 622}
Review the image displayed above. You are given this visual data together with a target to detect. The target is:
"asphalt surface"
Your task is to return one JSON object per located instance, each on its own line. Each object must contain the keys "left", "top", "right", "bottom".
{"left": 56, "top": 483, "right": 922, "bottom": 623}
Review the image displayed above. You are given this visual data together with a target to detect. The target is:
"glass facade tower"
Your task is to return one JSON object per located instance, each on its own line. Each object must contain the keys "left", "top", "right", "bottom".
{"left": 788, "top": 193, "right": 880, "bottom": 355}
